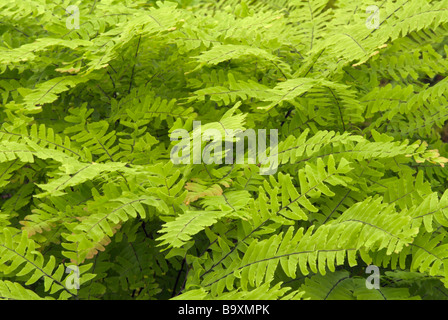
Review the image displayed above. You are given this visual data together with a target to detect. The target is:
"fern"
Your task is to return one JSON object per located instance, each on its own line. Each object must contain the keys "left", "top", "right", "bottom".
{"left": 1, "top": 0, "right": 448, "bottom": 301}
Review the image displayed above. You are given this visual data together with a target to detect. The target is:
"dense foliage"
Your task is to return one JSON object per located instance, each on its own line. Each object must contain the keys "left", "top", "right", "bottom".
{"left": 1, "top": 0, "right": 448, "bottom": 300}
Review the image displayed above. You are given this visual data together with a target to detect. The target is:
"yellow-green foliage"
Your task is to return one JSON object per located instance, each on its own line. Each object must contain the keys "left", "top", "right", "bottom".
{"left": 1, "top": 0, "right": 448, "bottom": 300}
